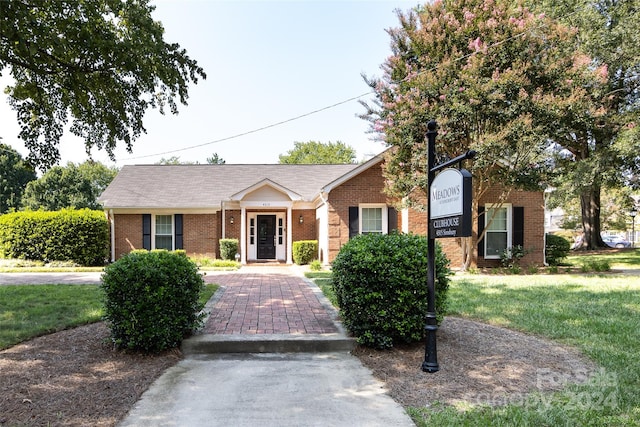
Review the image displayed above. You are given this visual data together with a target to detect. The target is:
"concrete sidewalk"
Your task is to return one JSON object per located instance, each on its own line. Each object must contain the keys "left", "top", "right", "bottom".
{"left": 119, "top": 265, "right": 415, "bottom": 427}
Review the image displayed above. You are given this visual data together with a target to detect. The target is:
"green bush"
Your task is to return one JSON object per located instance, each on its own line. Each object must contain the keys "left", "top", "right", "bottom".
{"left": 309, "top": 260, "right": 322, "bottom": 271}
{"left": 292, "top": 240, "right": 318, "bottom": 265}
{"left": 0, "top": 209, "right": 109, "bottom": 266}
{"left": 101, "top": 250, "right": 205, "bottom": 352}
{"left": 219, "top": 238, "right": 239, "bottom": 260}
{"left": 545, "top": 233, "right": 571, "bottom": 266}
{"left": 332, "top": 233, "right": 451, "bottom": 349}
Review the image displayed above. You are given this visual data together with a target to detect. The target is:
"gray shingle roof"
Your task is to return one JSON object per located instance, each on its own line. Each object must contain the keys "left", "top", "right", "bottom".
{"left": 98, "top": 164, "right": 360, "bottom": 209}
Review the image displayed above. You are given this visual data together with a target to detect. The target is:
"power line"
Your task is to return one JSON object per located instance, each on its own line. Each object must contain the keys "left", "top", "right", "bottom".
{"left": 115, "top": 9, "right": 578, "bottom": 163}
{"left": 116, "top": 92, "right": 373, "bottom": 162}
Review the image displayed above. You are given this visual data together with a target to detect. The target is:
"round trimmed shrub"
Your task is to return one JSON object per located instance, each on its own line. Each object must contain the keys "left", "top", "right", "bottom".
{"left": 101, "top": 250, "right": 205, "bottom": 352}
{"left": 332, "top": 233, "right": 451, "bottom": 349}
{"left": 545, "top": 233, "right": 571, "bottom": 266}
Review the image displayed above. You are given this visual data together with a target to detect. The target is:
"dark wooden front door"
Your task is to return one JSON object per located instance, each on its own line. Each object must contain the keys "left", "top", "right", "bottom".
{"left": 257, "top": 215, "right": 276, "bottom": 259}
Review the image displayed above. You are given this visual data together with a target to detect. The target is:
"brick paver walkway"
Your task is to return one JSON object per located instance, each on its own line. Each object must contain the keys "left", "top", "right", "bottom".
{"left": 202, "top": 266, "right": 338, "bottom": 335}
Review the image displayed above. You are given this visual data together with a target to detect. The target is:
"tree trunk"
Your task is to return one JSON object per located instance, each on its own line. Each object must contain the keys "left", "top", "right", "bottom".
{"left": 579, "top": 185, "right": 606, "bottom": 249}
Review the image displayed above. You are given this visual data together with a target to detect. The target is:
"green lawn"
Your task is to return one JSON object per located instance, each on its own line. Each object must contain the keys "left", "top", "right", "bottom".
{"left": 567, "top": 248, "right": 640, "bottom": 269}
{"left": 0, "top": 283, "right": 218, "bottom": 350}
{"left": 308, "top": 256, "right": 640, "bottom": 426}
{"left": 409, "top": 273, "right": 640, "bottom": 426}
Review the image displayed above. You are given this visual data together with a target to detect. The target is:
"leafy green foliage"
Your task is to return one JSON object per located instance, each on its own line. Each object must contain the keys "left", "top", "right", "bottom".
{"left": 531, "top": 0, "right": 640, "bottom": 247}
{"left": 0, "top": 0, "right": 206, "bottom": 170}
{"left": 21, "top": 161, "right": 117, "bottom": 210}
{"left": 101, "top": 250, "right": 205, "bottom": 352}
{"left": 0, "top": 209, "right": 109, "bottom": 266}
{"left": 219, "top": 238, "right": 238, "bottom": 261}
{"left": 545, "top": 234, "right": 571, "bottom": 266}
{"left": 0, "top": 144, "right": 36, "bottom": 214}
{"left": 278, "top": 141, "right": 356, "bottom": 164}
{"left": 292, "top": 240, "right": 318, "bottom": 265}
{"left": 332, "top": 233, "right": 451, "bottom": 349}
{"left": 362, "top": 0, "right": 602, "bottom": 207}
{"left": 309, "top": 260, "right": 322, "bottom": 271}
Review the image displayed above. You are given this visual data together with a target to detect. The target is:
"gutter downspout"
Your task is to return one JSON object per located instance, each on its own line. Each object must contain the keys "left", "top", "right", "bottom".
{"left": 108, "top": 209, "right": 115, "bottom": 262}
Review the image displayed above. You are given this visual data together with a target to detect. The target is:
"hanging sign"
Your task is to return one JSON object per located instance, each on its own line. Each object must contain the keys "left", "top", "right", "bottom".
{"left": 429, "top": 168, "right": 472, "bottom": 238}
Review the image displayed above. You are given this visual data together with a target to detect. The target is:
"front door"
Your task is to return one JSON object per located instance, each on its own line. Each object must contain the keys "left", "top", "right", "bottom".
{"left": 257, "top": 215, "right": 276, "bottom": 259}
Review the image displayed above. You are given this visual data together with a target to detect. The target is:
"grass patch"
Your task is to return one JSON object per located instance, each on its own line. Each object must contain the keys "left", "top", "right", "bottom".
{"left": 0, "top": 285, "right": 104, "bottom": 349}
{"left": 0, "top": 283, "right": 219, "bottom": 350}
{"left": 199, "top": 283, "right": 218, "bottom": 305}
{"left": 305, "top": 271, "right": 338, "bottom": 307}
{"left": 410, "top": 273, "right": 640, "bottom": 426}
{"left": 567, "top": 248, "right": 640, "bottom": 269}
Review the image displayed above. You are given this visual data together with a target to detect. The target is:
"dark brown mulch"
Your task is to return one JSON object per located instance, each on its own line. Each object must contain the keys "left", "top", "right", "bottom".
{"left": 352, "top": 317, "right": 597, "bottom": 409}
{"left": 0, "top": 322, "right": 180, "bottom": 427}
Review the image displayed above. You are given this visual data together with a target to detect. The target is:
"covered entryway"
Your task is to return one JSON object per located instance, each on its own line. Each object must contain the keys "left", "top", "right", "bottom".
{"left": 257, "top": 215, "right": 276, "bottom": 259}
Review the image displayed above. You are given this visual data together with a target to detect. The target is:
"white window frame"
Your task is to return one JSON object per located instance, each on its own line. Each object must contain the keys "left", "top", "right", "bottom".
{"left": 152, "top": 214, "right": 174, "bottom": 251}
{"left": 359, "top": 204, "right": 388, "bottom": 235}
{"left": 483, "top": 204, "right": 512, "bottom": 259}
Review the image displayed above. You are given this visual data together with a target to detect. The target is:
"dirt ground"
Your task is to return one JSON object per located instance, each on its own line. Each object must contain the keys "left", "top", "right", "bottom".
{"left": 0, "top": 317, "right": 595, "bottom": 426}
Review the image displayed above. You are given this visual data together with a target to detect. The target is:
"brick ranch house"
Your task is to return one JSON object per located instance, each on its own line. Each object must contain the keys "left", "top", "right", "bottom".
{"left": 98, "top": 152, "right": 545, "bottom": 268}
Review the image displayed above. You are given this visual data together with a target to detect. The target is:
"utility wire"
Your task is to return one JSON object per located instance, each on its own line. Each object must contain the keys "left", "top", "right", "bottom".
{"left": 119, "top": 92, "right": 371, "bottom": 161}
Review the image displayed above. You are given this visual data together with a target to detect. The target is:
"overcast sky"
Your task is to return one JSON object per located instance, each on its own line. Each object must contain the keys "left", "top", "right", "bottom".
{"left": 1, "top": 0, "right": 420, "bottom": 167}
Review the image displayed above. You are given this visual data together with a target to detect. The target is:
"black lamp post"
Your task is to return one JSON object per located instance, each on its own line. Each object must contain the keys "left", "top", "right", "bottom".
{"left": 631, "top": 209, "right": 637, "bottom": 248}
{"left": 422, "top": 120, "right": 439, "bottom": 373}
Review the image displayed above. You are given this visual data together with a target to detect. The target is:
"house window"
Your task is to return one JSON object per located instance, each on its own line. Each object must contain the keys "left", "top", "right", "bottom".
{"left": 484, "top": 205, "right": 511, "bottom": 259}
{"left": 155, "top": 215, "right": 173, "bottom": 250}
{"left": 360, "top": 204, "right": 387, "bottom": 234}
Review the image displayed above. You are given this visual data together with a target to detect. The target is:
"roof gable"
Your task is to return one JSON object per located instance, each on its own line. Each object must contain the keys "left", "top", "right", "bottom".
{"left": 231, "top": 179, "right": 302, "bottom": 202}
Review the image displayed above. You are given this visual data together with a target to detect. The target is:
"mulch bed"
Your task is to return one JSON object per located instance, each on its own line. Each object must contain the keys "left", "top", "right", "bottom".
{"left": 0, "top": 323, "right": 180, "bottom": 427}
{"left": 0, "top": 317, "right": 597, "bottom": 425}
{"left": 352, "top": 317, "right": 597, "bottom": 409}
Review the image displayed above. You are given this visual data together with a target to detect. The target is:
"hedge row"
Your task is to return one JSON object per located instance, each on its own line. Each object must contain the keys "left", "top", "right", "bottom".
{"left": 0, "top": 209, "right": 109, "bottom": 266}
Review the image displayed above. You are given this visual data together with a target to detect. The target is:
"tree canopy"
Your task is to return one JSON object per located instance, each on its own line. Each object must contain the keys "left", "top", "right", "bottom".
{"left": 0, "top": 0, "right": 206, "bottom": 171}
{"left": 531, "top": 0, "right": 640, "bottom": 248}
{"left": 361, "top": 0, "right": 606, "bottom": 265}
{"left": 278, "top": 141, "right": 356, "bottom": 164}
{"left": 21, "top": 161, "right": 117, "bottom": 211}
{"left": 0, "top": 143, "right": 36, "bottom": 214}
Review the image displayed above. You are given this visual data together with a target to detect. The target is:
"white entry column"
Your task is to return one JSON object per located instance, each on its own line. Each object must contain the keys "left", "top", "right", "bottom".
{"left": 240, "top": 207, "right": 247, "bottom": 264}
{"left": 286, "top": 206, "right": 292, "bottom": 264}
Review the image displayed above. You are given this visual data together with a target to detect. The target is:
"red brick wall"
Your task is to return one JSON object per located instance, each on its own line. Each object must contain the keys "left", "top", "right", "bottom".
{"left": 292, "top": 209, "right": 316, "bottom": 242}
{"left": 183, "top": 213, "right": 218, "bottom": 258}
{"left": 113, "top": 214, "right": 142, "bottom": 259}
{"left": 324, "top": 162, "right": 544, "bottom": 268}
{"left": 113, "top": 213, "right": 219, "bottom": 260}
{"left": 326, "top": 163, "right": 393, "bottom": 262}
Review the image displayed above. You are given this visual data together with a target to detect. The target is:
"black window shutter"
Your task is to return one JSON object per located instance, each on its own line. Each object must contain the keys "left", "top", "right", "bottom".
{"left": 513, "top": 207, "right": 524, "bottom": 247}
{"left": 348, "top": 207, "right": 359, "bottom": 239}
{"left": 388, "top": 207, "right": 398, "bottom": 233}
{"left": 477, "top": 206, "right": 485, "bottom": 257}
{"left": 175, "top": 214, "right": 183, "bottom": 250}
{"left": 142, "top": 214, "right": 151, "bottom": 250}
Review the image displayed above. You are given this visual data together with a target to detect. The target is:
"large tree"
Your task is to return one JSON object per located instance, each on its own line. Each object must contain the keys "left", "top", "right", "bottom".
{"left": 532, "top": 0, "right": 640, "bottom": 249}
{"left": 0, "top": 143, "right": 36, "bottom": 213}
{"left": 21, "top": 161, "right": 117, "bottom": 211}
{"left": 0, "top": 0, "right": 206, "bottom": 171}
{"left": 278, "top": 141, "right": 356, "bottom": 164}
{"left": 361, "top": 0, "right": 604, "bottom": 267}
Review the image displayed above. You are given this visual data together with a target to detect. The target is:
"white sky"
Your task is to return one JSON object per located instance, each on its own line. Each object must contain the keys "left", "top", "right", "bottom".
{"left": 0, "top": 0, "right": 420, "bottom": 167}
